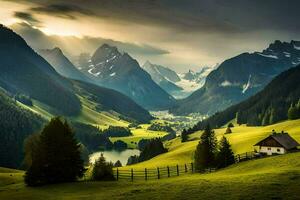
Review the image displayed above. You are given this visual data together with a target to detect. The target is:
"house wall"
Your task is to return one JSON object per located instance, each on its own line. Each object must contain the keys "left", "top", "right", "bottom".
{"left": 259, "top": 146, "right": 286, "bottom": 155}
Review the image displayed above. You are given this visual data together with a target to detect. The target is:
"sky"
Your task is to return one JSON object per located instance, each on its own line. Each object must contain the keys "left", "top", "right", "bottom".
{"left": 0, "top": 0, "right": 300, "bottom": 72}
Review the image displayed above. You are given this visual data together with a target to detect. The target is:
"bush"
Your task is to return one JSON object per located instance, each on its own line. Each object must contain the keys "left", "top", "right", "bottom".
{"left": 114, "top": 160, "right": 122, "bottom": 167}
{"left": 127, "top": 155, "right": 139, "bottom": 165}
{"left": 91, "top": 154, "right": 115, "bottom": 181}
{"left": 227, "top": 123, "right": 234, "bottom": 128}
{"left": 225, "top": 127, "right": 232, "bottom": 134}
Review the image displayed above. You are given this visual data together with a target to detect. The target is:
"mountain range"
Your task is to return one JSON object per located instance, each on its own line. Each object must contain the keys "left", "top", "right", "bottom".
{"left": 79, "top": 44, "right": 176, "bottom": 110}
{"left": 142, "top": 61, "right": 183, "bottom": 95}
{"left": 194, "top": 63, "right": 300, "bottom": 130}
{"left": 171, "top": 40, "right": 300, "bottom": 115}
{"left": 0, "top": 25, "right": 152, "bottom": 123}
{"left": 39, "top": 47, "right": 89, "bottom": 82}
{"left": 142, "top": 61, "right": 215, "bottom": 99}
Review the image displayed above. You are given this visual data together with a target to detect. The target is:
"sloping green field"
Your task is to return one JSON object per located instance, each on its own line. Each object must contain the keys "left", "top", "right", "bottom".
{"left": 110, "top": 124, "right": 168, "bottom": 148}
{"left": 17, "top": 96, "right": 130, "bottom": 128}
{"left": 123, "top": 119, "right": 300, "bottom": 169}
{"left": 1, "top": 152, "right": 300, "bottom": 200}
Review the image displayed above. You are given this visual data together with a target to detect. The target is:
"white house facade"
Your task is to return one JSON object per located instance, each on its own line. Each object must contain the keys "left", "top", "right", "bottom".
{"left": 259, "top": 146, "right": 286, "bottom": 155}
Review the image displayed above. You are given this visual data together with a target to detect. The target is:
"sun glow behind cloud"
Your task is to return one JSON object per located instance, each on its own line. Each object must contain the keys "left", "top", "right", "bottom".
{"left": 0, "top": 0, "right": 299, "bottom": 72}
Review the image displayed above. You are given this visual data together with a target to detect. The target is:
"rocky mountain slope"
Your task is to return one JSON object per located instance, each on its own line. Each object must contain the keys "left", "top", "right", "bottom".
{"left": 39, "top": 48, "right": 89, "bottom": 82}
{"left": 172, "top": 40, "right": 300, "bottom": 115}
{"left": 80, "top": 44, "right": 176, "bottom": 110}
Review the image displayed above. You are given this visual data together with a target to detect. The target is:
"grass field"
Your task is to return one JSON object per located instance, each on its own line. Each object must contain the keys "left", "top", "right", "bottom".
{"left": 110, "top": 124, "right": 168, "bottom": 148}
{"left": 1, "top": 152, "right": 300, "bottom": 200}
{"left": 122, "top": 119, "right": 300, "bottom": 169}
{"left": 17, "top": 96, "right": 130, "bottom": 128}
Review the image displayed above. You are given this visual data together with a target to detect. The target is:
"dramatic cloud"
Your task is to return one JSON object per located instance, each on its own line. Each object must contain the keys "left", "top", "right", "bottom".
{"left": 13, "top": 11, "right": 41, "bottom": 25}
{"left": 11, "top": 22, "right": 169, "bottom": 63}
{"left": 30, "top": 3, "right": 94, "bottom": 20}
{"left": 1, "top": 0, "right": 300, "bottom": 72}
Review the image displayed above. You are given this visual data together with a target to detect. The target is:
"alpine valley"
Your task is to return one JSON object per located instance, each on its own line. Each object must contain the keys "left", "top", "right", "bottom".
{"left": 1, "top": 1, "right": 300, "bottom": 199}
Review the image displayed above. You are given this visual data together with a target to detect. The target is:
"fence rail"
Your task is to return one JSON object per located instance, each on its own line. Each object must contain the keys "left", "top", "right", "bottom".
{"left": 234, "top": 151, "right": 257, "bottom": 163}
{"left": 113, "top": 163, "right": 216, "bottom": 181}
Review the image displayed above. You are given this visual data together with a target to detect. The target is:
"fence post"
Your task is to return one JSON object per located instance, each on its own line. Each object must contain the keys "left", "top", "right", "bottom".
{"left": 145, "top": 168, "right": 147, "bottom": 181}
{"left": 116, "top": 168, "right": 119, "bottom": 181}
{"left": 191, "top": 163, "right": 194, "bottom": 173}
{"left": 157, "top": 167, "right": 160, "bottom": 179}
{"left": 184, "top": 164, "right": 187, "bottom": 173}
{"left": 167, "top": 166, "right": 170, "bottom": 177}
{"left": 131, "top": 168, "right": 133, "bottom": 182}
{"left": 176, "top": 165, "right": 179, "bottom": 176}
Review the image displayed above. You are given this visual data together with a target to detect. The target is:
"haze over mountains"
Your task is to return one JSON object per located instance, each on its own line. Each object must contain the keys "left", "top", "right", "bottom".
{"left": 171, "top": 40, "right": 300, "bottom": 115}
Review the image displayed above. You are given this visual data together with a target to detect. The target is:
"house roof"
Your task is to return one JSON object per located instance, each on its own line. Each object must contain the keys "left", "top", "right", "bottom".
{"left": 254, "top": 133, "right": 300, "bottom": 150}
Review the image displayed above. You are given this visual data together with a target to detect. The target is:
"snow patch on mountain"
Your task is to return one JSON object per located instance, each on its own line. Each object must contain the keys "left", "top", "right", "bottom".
{"left": 294, "top": 45, "right": 300, "bottom": 50}
{"left": 221, "top": 80, "right": 233, "bottom": 87}
{"left": 257, "top": 53, "right": 278, "bottom": 59}
{"left": 242, "top": 75, "right": 252, "bottom": 94}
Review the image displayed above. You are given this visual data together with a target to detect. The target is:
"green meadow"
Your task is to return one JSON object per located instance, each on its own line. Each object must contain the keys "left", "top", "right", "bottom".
{"left": 122, "top": 119, "right": 300, "bottom": 169}
{"left": 1, "top": 151, "right": 300, "bottom": 200}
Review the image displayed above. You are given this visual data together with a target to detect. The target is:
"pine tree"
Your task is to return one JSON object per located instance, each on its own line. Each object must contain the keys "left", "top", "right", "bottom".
{"left": 216, "top": 137, "right": 235, "bottom": 168}
{"left": 24, "top": 117, "right": 84, "bottom": 186}
{"left": 288, "top": 104, "right": 300, "bottom": 120}
{"left": 181, "top": 129, "right": 188, "bottom": 142}
{"left": 194, "top": 124, "right": 217, "bottom": 172}
{"left": 91, "top": 154, "right": 115, "bottom": 181}
{"left": 114, "top": 160, "right": 122, "bottom": 167}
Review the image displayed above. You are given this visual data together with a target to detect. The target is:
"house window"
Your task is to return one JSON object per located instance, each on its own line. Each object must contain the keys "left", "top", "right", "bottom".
{"left": 277, "top": 148, "right": 281, "bottom": 152}
{"left": 267, "top": 147, "right": 271, "bottom": 150}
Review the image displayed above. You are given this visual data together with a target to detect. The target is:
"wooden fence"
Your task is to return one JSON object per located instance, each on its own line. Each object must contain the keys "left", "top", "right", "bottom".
{"left": 235, "top": 151, "right": 256, "bottom": 163}
{"left": 113, "top": 163, "right": 216, "bottom": 181}
{"left": 112, "top": 151, "right": 260, "bottom": 181}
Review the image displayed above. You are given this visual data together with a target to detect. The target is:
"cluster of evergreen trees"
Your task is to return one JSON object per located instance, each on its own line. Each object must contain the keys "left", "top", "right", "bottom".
{"left": 102, "top": 126, "right": 132, "bottom": 137}
{"left": 147, "top": 123, "right": 175, "bottom": 134}
{"left": 127, "top": 138, "right": 167, "bottom": 165}
{"left": 288, "top": 101, "right": 300, "bottom": 120}
{"left": 71, "top": 122, "right": 113, "bottom": 151}
{"left": 194, "top": 125, "right": 235, "bottom": 171}
{"left": 0, "top": 90, "right": 44, "bottom": 168}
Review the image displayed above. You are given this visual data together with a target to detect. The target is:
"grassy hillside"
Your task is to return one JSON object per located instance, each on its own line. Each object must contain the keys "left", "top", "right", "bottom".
{"left": 123, "top": 119, "right": 300, "bottom": 169}
{"left": 110, "top": 124, "right": 168, "bottom": 148}
{"left": 1, "top": 152, "right": 300, "bottom": 199}
{"left": 17, "top": 95, "right": 130, "bottom": 128}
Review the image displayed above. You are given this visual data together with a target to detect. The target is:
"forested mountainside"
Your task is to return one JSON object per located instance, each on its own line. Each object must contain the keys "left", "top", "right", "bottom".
{"left": 193, "top": 64, "right": 300, "bottom": 130}
{"left": 0, "top": 89, "right": 44, "bottom": 168}
{"left": 172, "top": 40, "right": 300, "bottom": 115}
{"left": 0, "top": 25, "right": 81, "bottom": 116}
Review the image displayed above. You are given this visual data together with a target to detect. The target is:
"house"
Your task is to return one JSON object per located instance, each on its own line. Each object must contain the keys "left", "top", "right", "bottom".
{"left": 254, "top": 132, "right": 299, "bottom": 156}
